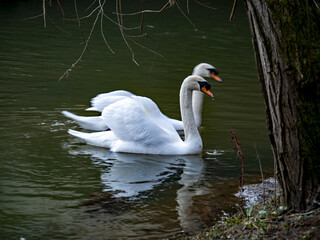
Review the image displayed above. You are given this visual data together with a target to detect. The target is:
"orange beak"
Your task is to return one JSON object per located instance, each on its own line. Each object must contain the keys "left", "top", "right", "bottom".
{"left": 201, "top": 86, "right": 214, "bottom": 98}
{"left": 210, "top": 72, "right": 222, "bottom": 82}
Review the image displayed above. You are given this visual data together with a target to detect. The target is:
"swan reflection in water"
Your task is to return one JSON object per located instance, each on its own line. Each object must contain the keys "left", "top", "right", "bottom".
{"left": 68, "top": 144, "right": 209, "bottom": 232}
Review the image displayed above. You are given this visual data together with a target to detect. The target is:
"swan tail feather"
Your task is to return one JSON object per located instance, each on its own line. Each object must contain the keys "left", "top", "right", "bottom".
{"left": 68, "top": 129, "right": 88, "bottom": 139}
{"left": 68, "top": 129, "right": 112, "bottom": 148}
{"left": 85, "top": 107, "right": 98, "bottom": 111}
{"left": 61, "top": 110, "right": 108, "bottom": 131}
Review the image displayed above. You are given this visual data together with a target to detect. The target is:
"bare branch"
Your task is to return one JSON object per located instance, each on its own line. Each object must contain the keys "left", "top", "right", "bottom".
{"left": 59, "top": 4, "right": 102, "bottom": 81}
{"left": 140, "top": 12, "right": 144, "bottom": 35}
{"left": 102, "top": 12, "right": 140, "bottom": 30}
{"left": 187, "top": 0, "right": 190, "bottom": 14}
{"left": 115, "top": 1, "right": 173, "bottom": 16}
{"left": 229, "top": 0, "right": 238, "bottom": 21}
{"left": 99, "top": 0, "right": 115, "bottom": 54}
{"left": 85, "top": 0, "right": 97, "bottom": 12}
{"left": 21, "top": 13, "right": 44, "bottom": 21}
{"left": 74, "top": 0, "right": 87, "bottom": 46}
{"left": 128, "top": 36, "right": 166, "bottom": 61}
{"left": 175, "top": 0, "right": 196, "bottom": 28}
{"left": 56, "top": 0, "right": 65, "bottom": 18}
{"left": 64, "top": 5, "right": 100, "bottom": 21}
{"left": 43, "top": 0, "right": 46, "bottom": 28}
{"left": 47, "top": 15, "right": 71, "bottom": 35}
{"left": 116, "top": 0, "right": 139, "bottom": 66}
{"left": 193, "top": 0, "right": 217, "bottom": 10}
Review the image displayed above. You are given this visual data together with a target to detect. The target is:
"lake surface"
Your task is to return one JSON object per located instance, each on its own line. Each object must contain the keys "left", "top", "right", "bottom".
{"left": 0, "top": 1, "right": 273, "bottom": 239}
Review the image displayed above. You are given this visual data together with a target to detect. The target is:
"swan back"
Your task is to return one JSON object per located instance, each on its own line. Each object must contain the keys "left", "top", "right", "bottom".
{"left": 87, "top": 90, "right": 135, "bottom": 112}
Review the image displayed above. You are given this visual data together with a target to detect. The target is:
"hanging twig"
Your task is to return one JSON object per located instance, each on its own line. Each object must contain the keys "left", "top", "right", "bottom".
{"left": 85, "top": 0, "right": 97, "bottom": 12}
{"left": 100, "top": 0, "right": 115, "bottom": 54}
{"left": 59, "top": 4, "right": 102, "bottom": 81}
{"left": 22, "top": 14, "right": 44, "bottom": 21}
{"left": 116, "top": 0, "right": 139, "bottom": 66}
{"left": 74, "top": 0, "right": 87, "bottom": 47}
{"left": 127, "top": 36, "right": 166, "bottom": 60}
{"left": 140, "top": 12, "right": 144, "bottom": 35}
{"left": 47, "top": 15, "right": 71, "bottom": 35}
{"left": 102, "top": 12, "right": 140, "bottom": 30}
{"left": 187, "top": 0, "right": 190, "bottom": 14}
{"left": 43, "top": 0, "right": 47, "bottom": 28}
{"left": 116, "top": 1, "right": 173, "bottom": 16}
{"left": 56, "top": 0, "right": 65, "bottom": 18}
{"left": 175, "top": 0, "right": 196, "bottom": 28}
{"left": 193, "top": 0, "right": 217, "bottom": 10}
{"left": 229, "top": 0, "right": 238, "bottom": 21}
{"left": 114, "top": 0, "right": 173, "bottom": 35}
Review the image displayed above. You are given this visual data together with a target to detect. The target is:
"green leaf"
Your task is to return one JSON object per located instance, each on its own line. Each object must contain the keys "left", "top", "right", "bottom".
{"left": 246, "top": 206, "right": 253, "bottom": 217}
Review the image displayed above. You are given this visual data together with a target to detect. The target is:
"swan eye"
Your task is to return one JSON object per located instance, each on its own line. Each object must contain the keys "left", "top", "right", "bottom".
{"left": 208, "top": 68, "right": 219, "bottom": 75}
{"left": 198, "top": 81, "right": 211, "bottom": 90}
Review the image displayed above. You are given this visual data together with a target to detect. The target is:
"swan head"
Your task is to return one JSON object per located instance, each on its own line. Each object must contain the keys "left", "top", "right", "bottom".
{"left": 193, "top": 63, "right": 222, "bottom": 83}
{"left": 185, "top": 75, "right": 214, "bottom": 99}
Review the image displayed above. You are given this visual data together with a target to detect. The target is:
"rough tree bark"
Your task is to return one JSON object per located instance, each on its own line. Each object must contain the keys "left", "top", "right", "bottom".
{"left": 243, "top": 0, "right": 320, "bottom": 211}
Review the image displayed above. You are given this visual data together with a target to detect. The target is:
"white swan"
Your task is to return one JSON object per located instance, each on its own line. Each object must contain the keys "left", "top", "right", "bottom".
{"left": 68, "top": 75, "right": 214, "bottom": 155}
{"left": 62, "top": 63, "right": 221, "bottom": 131}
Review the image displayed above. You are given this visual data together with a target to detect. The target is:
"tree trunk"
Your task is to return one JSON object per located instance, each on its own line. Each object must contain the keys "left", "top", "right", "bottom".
{"left": 243, "top": 0, "right": 320, "bottom": 211}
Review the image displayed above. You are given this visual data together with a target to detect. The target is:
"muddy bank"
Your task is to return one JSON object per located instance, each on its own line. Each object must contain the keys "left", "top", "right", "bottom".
{"left": 173, "top": 178, "right": 320, "bottom": 239}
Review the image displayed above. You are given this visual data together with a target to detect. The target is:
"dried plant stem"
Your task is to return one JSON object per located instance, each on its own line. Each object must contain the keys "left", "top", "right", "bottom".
{"left": 231, "top": 130, "right": 245, "bottom": 190}
{"left": 254, "top": 143, "right": 265, "bottom": 204}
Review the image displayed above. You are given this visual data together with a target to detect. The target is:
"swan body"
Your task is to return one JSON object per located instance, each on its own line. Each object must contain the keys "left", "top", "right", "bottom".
{"left": 62, "top": 63, "right": 221, "bottom": 131}
{"left": 68, "top": 75, "right": 214, "bottom": 155}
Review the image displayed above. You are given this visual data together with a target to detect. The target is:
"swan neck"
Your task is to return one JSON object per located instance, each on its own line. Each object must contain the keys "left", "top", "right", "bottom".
{"left": 192, "top": 91, "right": 204, "bottom": 128}
{"left": 180, "top": 82, "right": 202, "bottom": 144}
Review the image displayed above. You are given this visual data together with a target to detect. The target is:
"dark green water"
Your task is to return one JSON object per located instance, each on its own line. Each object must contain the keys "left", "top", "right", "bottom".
{"left": 0, "top": 1, "right": 273, "bottom": 239}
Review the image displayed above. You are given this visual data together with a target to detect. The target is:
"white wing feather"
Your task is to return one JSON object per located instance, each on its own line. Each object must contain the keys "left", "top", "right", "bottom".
{"left": 102, "top": 97, "right": 181, "bottom": 147}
